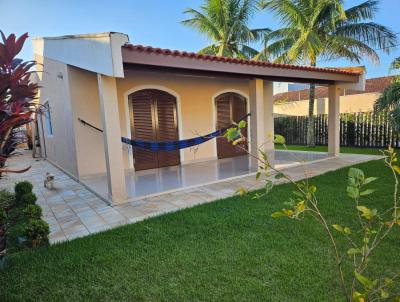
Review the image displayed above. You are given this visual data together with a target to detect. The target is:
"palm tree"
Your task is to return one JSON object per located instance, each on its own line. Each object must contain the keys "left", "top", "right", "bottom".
{"left": 182, "top": 0, "right": 271, "bottom": 59}
{"left": 374, "top": 57, "right": 400, "bottom": 129}
{"left": 259, "top": 0, "right": 397, "bottom": 147}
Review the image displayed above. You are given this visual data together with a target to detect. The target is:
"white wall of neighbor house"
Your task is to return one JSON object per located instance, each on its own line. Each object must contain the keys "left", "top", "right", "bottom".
{"left": 34, "top": 55, "right": 79, "bottom": 177}
{"left": 274, "top": 92, "right": 379, "bottom": 116}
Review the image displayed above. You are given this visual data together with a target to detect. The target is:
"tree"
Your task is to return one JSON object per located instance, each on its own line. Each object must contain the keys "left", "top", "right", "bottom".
{"left": 260, "top": 0, "right": 397, "bottom": 147}
{"left": 374, "top": 57, "right": 400, "bottom": 130}
{"left": 0, "top": 32, "right": 37, "bottom": 174}
{"left": 182, "top": 0, "right": 271, "bottom": 59}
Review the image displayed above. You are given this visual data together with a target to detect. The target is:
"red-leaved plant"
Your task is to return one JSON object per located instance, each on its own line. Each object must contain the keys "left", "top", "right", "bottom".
{"left": 0, "top": 31, "right": 37, "bottom": 175}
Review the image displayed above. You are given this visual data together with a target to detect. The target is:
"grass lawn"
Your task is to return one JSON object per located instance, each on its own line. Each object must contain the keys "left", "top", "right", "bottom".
{"left": 1, "top": 159, "right": 399, "bottom": 301}
{"left": 275, "top": 144, "right": 384, "bottom": 155}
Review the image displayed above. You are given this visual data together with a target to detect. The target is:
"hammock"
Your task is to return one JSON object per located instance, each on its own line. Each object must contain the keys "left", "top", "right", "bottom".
{"left": 78, "top": 113, "right": 250, "bottom": 151}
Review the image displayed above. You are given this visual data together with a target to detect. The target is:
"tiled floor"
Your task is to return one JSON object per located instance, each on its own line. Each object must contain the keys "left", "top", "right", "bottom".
{"left": 81, "top": 150, "right": 329, "bottom": 200}
{"left": 0, "top": 149, "right": 381, "bottom": 244}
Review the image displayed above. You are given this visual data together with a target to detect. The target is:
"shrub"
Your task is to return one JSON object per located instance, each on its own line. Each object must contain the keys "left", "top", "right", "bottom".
{"left": 0, "top": 190, "right": 15, "bottom": 210}
{"left": 0, "top": 208, "right": 6, "bottom": 225}
{"left": 14, "top": 181, "right": 33, "bottom": 201}
{"left": 24, "top": 219, "right": 49, "bottom": 248}
{"left": 23, "top": 205, "right": 42, "bottom": 220}
{"left": 19, "top": 193, "right": 37, "bottom": 206}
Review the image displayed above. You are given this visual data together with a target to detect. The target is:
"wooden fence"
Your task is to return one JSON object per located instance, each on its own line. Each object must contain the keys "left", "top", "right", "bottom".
{"left": 274, "top": 112, "right": 400, "bottom": 148}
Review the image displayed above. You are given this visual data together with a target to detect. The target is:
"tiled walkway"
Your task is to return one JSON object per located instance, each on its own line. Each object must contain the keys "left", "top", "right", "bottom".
{"left": 0, "top": 150, "right": 381, "bottom": 244}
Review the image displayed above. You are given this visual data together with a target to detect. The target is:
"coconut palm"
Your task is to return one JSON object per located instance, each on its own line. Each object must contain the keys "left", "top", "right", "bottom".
{"left": 259, "top": 0, "right": 397, "bottom": 147}
{"left": 182, "top": 0, "right": 271, "bottom": 59}
{"left": 374, "top": 57, "right": 400, "bottom": 130}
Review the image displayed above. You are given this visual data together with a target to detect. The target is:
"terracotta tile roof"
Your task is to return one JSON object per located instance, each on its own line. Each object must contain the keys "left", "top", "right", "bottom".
{"left": 122, "top": 44, "right": 362, "bottom": 76}
{"left": 274, "top": 76, "right": 397, "bottom": 103}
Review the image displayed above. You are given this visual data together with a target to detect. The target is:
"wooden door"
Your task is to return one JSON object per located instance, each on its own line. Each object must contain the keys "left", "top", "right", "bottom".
{"left": 216, "top": 93, "right": 248, "bottom": 159}
{"left": 130, "top": 89, "right": 180, "bottom": 171}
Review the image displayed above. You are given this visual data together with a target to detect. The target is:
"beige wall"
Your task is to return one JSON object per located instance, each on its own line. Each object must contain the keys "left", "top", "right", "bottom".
{"left": 37, "top": 65, "right": 261, "bottom": 177}
{"left": 274, "top": 92, "right": 379, "bottom": 116}
{"left": 116, "top": 69, "right": 250, "bottom": 167}
{"left": 68, "top": 66, "right": 106, "bottom": 176}
{"left": 35, "top": 55, "right": 79, "bottom": 177}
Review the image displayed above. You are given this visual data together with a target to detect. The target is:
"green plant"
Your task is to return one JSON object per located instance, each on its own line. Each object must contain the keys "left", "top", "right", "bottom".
{"left": 24, "top": 219, "right": 49, "bottom": 248}
{"left": 22, "top": 205, "right": 42, "bottom": 220}
{"left": 19, "top": 193, "right": 37, "bottom": 206}
{"left": 226, "top": 121, "right": 400, "bottom": 301}
{"left": 0, "top": 190, "right": 14, "bottom": 210}
{"left": 0, "top": 208, "right": 6, "bottom": 226}
{"left": 181, "top": 0, "right": 270, "bottom": 58}
{"left": 259, "top": 0, "right": 397, "bottom": 147}
{"left": 14, "top": 181, "right": 33, "bottom": 201}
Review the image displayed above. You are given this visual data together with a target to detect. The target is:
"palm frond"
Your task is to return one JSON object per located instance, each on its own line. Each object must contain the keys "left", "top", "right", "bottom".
{"left": 344, "top": 0, "right": 379, "bottom": 23}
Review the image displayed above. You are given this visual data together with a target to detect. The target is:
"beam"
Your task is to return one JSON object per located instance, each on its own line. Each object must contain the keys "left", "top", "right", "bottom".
{"left": 328, "top": 85, "right": 340, "bottom": 157}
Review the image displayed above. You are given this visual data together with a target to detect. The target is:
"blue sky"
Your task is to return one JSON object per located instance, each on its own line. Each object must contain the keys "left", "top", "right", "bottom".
{"left": 1, "top": 0, "right": 399, "bottom": 78}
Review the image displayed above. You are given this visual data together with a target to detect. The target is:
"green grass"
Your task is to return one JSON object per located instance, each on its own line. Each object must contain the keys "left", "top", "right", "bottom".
{"left": 1, "top": 159, "right": 399, "bottom": 301}
{"left": 275, "top": 144, "right": 384, "bottom": 155}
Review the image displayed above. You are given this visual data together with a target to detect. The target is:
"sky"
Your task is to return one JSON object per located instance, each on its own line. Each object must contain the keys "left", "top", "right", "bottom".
{"left": 1, "top": 0, "right": 399, "bottom": 79}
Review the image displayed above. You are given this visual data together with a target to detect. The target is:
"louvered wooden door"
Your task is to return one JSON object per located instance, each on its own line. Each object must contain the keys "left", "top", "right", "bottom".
{"left": 130, "top": 89, "right": 180, "bottom": 171}
{"left": 216, "top": 93, "right": 248, "bottom": 159}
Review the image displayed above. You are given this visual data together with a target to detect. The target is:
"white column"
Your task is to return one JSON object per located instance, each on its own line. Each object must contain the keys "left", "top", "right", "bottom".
{"left": 263, "top": 81, "right": 274, "bottom": 151}
{"left": 328, "top": 84, "right": 340, "bottom": 157}
{"left": 97, "top": 74, "right": 127, "bottom": 203}
{"left": 249, "top": 79, "right": 274, "bottom": 168}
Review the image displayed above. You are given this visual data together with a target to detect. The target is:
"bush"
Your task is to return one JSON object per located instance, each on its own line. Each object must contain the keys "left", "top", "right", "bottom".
{"left": 22, "top": 205, "right": 42, "bottom": 220}
{"left": 24, "top": 219, "right": 49, "bottom": 248}
{"left": 19, "top": 193, "right": 37, "bottom": 206}
{"left": 0, "top": 208, "right": 6, "bottom": 225}
{"left": 14, "top": 181, "right": 33, "bottom": 201}
{"left": 0, "top": 190, "right": 15, "bottom": 210}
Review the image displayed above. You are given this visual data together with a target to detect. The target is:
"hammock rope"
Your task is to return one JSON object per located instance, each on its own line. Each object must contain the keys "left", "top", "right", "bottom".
{"left": 78, "top": 113, "right": 250, "bottom": 151}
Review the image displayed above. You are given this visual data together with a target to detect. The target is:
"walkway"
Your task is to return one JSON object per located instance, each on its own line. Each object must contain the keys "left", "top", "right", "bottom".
{"left": 0, "top": 149, "right": 381, "bottom": 244}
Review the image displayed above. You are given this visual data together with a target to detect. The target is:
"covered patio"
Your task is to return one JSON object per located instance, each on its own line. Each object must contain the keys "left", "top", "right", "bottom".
{"left": 80, "top": 150, "right": 329, "bottom": 201}
{"left": 33, "top": 33, "right": 366, "bottom": 205}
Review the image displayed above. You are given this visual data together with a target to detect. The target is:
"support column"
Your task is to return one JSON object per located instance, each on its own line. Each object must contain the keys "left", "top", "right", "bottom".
{"left": 97, "top": 74, "right": 127, "bottom": 203}
{"left": 328, "top": 84, "right": 340, "bottom": 157}
{"left": 249, "top": 79, "right": 274, "bottom": 168}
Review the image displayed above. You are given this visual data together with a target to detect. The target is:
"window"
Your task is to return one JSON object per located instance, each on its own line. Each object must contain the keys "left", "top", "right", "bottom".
{"left": 44, "top": 101, "right": 53, "bottom": 136}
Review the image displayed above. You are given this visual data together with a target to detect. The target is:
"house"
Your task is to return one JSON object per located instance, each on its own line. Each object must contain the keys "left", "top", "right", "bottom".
{"left": 274, "top": 76, "right": 395, "bottom": 116}
{"left": 32, "top": 32, "right": 365, "bottom": 204}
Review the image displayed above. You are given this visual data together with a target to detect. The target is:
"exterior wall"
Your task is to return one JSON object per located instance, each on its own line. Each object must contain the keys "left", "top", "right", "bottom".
{"left": 274, "top": 92, "right": 379, "bottom": 116}
{"left": 116, "top": 69, "right": 250, "bottom": 167}
{"left": 34, "top": 55, "right": 79, "bottom": 176}
{"left": 68, "top": 66, "right": 106, "bottom": 176}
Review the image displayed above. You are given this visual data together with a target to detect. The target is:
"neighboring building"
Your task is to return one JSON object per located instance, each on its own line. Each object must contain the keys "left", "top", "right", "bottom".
{"left": 274, "top": 76, "right": 395, "bottom": 116}
{"left": 32, "top": 32, "right": 365, "bottom": 204}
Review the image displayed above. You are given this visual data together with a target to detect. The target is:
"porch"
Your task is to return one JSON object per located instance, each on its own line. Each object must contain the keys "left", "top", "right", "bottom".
{"left": 80, "top": 150, "right": 329, "bottom": 201}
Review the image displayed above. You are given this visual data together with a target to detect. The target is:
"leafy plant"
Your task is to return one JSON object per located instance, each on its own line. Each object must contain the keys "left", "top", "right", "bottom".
{"left": 0, "top": 31, "right": 37, "bottom": 175}
{"left": 0, "top": 208, "right": 6, "bottom": 226}
{"left": 14, "top": 181, "right": 33, "bottom": 201}
{"left": 0, "top": 190, "right": 15, "bottom": 210}
{"left": 259, "top": 0, "right": 397, "bottom": 147}
{"left": 226, "top": 123, "right": 400, "bottom": 301}
{"left": 24, "top": 219, "right": 49, "bottom": 248}
{"left": 22, "top": 204, "right": 42, "bottom": 220}
{"left": 19, "top": 193, "right": 37, "bottom": 206}
{"left": 181, "top": 0, "right": 270, "bottom": 58}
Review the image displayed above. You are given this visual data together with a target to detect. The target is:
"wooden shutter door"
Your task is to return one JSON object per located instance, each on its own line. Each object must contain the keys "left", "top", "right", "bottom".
{"left": 130, "top": 89, "right": 180, "bottom": 171}
{"left": 216, "top": 93, "right": 248, "bottom": 159}
{"left": 154, "top": 90, "right": 180, "bottom": 168}
{"left": 131, "top": 90, "right": 158, "bottom": 171}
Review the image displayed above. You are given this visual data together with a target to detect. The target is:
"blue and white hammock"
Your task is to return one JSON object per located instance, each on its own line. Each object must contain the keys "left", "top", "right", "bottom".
{"left": 78, "top": 113, "right": 249, "bottom": 152}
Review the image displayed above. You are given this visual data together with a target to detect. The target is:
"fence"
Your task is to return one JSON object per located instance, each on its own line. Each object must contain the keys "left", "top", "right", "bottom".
{"left": 274, "top": 111, "right": 400, "bottom": 148}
